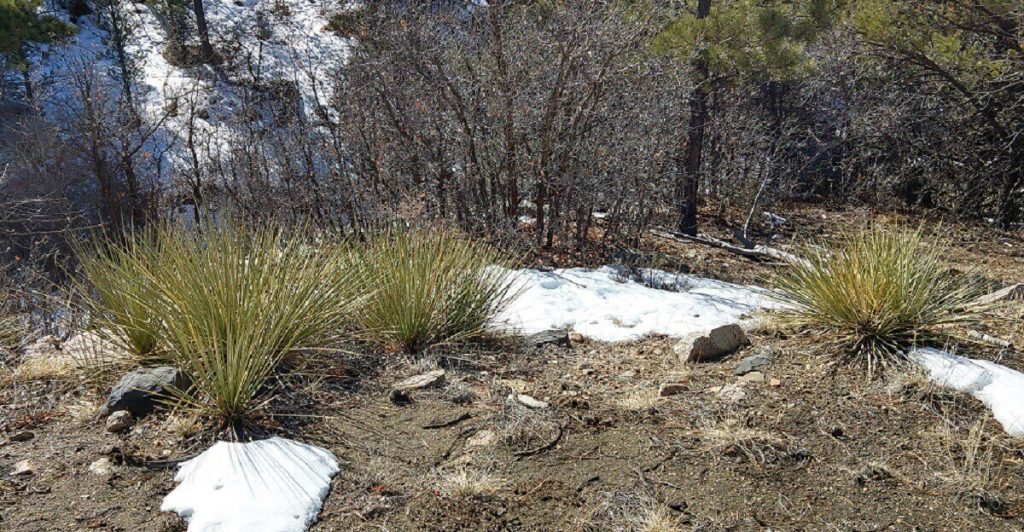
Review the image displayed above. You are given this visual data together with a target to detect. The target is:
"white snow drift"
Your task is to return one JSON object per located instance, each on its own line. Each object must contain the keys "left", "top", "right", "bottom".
{"left": 162, "top": 437, "right": 339, "bottom": 532}
{"left": 494, "top": 266, "right": 785, "bottom": 342}
{"left": 910, "top": 348, "right": 1024, "bottom": 437}
{"left": 496, "top": 266, "right": 1024, "bottom": 438}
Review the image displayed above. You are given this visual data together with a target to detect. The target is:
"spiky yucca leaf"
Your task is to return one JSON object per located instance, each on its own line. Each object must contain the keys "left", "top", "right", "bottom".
{"left": 355, "top": 228, "right": 516, "bottom": 353}
{"left": 777, "top": 225, "right": 989, "bottom": 374}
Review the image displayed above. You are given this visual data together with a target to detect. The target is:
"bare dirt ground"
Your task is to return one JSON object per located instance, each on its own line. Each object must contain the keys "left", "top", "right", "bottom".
{"left": 2, "top": 205, "right": 1024, "bottom": 531}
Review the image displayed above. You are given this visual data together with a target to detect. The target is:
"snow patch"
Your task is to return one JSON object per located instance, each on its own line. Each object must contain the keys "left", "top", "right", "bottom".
{"left": 910, "top": 348, "right": 1024, "bottom": 436}
{"left": 161, "top": 437, "right": 339, "bottom": 532}
{"left": 494, "top": 266, "right": 785, "bottom": 342}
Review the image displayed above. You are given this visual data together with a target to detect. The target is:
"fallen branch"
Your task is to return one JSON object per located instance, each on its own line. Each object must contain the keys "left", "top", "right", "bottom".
{"left": 967, "top": 330, "right": 1014, "bottom": 350}
{"left": 513, "top": 423, "right": 564, "bottom": 458}
{"left": 651, "top": 228, "right": 811, "bottom": 268}
{"left": 422, "top": 412, "right": 472, "bottom": 430}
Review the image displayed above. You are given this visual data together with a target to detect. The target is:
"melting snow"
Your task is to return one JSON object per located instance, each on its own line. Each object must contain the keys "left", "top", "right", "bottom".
{"left": 494, "top": 266, "right": 785, "bottom": 342}
{"left": 910, "top": 348, "right": 1024, "bottom": 437}
{"left": 161, "top": 437, "right": 339, "bottom": 532}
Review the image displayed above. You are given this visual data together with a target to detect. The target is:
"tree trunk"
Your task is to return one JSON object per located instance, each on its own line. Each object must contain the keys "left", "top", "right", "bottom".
{"left": 21, "top": 66, "right": 33, "bottom": 104}
{"left": 193, "top": 0, "right": 215, "bottom": 63}
{"left": 677, "top": 0, "right": 711, "bottom": 237}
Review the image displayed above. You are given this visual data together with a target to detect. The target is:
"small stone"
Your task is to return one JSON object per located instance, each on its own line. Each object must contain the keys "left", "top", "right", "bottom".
{"left": 674, "top": 324, "right": 748, "bottom": 363}
{"left": 388, "top": 388, "right": 413, "bottom": 405}
{"left": 9, "top": 431, "right": 34, "bottom": 442}
{"left": 105, "top": 410, "right": 133, "bottom": 433}
{"left": 659, "top": 383, "right": 686, "bottom": 397}
{"left": 619, "top": 371, "right": 636, "bottom": 379}
{"left": 88, "top": 457, "right": 114, "bottom": 476}
{"left": 717, "top": 383, "right": 747, "bottom": 403}
{"left": 769, "top": 378, "right": 782, "bottom": 387}
{"left": 467, "top": 429, "right": 496, "bottom": 447}
{"left": 525, "top": 328, "right": 573, "bottom": 347}
{"left": 10, "top": 460, "right": 36, "bottom": 476}
{"left": 514, "top": 393, "right": 549, "bottom": 409}
{"left": 393, "top": 370, "right": 446, "bottom": 391}
{"left": 738, "top": 371, "right": 765, "bottom": 383}
{"left": 733, "top": 349, "right": 775, "bottom": 376}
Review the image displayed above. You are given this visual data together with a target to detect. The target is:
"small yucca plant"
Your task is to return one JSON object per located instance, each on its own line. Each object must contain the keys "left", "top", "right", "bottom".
{"left": 81, "top": 222, "right": 360, "bottom": 429}
{"left": 777, "top": 225, "right": 989, "bottom": 374}
{"left": 354, "top": 228, "right": 516, "bottom": 353}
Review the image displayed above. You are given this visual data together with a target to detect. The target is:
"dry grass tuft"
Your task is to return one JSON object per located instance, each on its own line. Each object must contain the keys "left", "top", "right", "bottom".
{"left": 933, "top": 420, "right": 1010, "bottom": 512}
{"left": 614, "top": 388, "right": 660, "bottom": 413}
{"left": 570, "top": 493, "right": 683, "bottom": 532}
{"left": 436, "top": 467, "right": 506, "bottom": 499}
{"left": 690, "top": 419, "right": 789, "bottom": 464}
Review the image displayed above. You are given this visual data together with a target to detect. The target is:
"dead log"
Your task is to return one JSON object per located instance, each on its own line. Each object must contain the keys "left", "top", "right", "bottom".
{"left": 651, "top": 228, "right": 811, "bottom": 268}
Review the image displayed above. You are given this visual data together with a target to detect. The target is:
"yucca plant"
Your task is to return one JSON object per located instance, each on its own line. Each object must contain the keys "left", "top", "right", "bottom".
{"left": 81, "top": 221, "right": 360, "bottom": 429}
{"left": 777, "top": 225, "right": 990, "bottom": 374}
{"left": 78, "top": 230, "right": 164, "bottom": 359}
{"left": 354, "top": 228, "right": 516, "bottom": 353}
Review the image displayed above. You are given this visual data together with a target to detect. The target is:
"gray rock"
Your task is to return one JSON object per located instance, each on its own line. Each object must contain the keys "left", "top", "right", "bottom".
{"left": 394, "top": 369, "right": 446, "bottom": 391}
{"left": 525, "top": 328, "right": 572, "bottom": 348}
{"left": 105, "top": 410, "right": 133, "bottom": 432}
{"left": 675, "top": 324, "right": 748, "bottom": 362}
{"left": 717, "top": 383, "right": 747, "bottom": 403}
{"left": 104, "top": 366, "right": 187, "bottom": 416}
{"left": 738, "top": 371, "right": 765, "bottom": 383}
{"left": 733, "top": 348, "right": 775, "bottom": 375}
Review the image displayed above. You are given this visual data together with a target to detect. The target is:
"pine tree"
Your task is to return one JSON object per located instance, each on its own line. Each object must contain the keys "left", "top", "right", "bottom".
{"left": 851, "top": 0, "right": 1024, "bottom": 228}
{"left": 654, "top": 0, "right": 838, "bottom": 235}
{"left": 0, "top": 0, "right": 74, "bottom": 100}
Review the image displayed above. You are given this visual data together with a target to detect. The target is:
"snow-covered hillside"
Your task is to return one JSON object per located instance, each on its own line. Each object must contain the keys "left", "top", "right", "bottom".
{"left": 30, "top": 0, "right": 354, "bottom": 167}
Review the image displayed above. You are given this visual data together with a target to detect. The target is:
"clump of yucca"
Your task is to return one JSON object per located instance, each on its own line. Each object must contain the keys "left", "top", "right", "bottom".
{"left": 354, "top": 228, "right": 516, "bottom": 353}
{"left": 80, "top": 222, "right": 360, "bottom": 429}
{"left": 777, "top": 225, "right": 989, "bottom": 374}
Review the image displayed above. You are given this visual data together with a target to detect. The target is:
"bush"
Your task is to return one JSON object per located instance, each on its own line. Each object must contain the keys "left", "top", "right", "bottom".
{"left": 354, "top": 228, "right": 516, "bottom": 353}
{"left": 80, "top": 222, "right": 359, "bottom": 427}
{"left": 777, "top": 225, "right": 989, "bottom": 374}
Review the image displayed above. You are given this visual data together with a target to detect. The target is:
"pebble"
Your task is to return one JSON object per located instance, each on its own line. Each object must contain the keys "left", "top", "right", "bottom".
{"left": 514, "top": 393, "right": 550, "bottom": 409}
{"left": 738, "top": 371, "right": 765, "bottom": 383}
{"left": 717, "top": 383, "right": 747, "bottom": 403}
{"left": 10, "top": 460, "right": 36, "bottom": 476}
{"left": 9, "top": 431, "right": 34, "bottom": 442}
{"left": 105, "top": 410, "right": 134, "bottom": 433}
{"left": 88, "top": 457, "right": 114, "bottom": 476}
{"left": 659, "top": 383, "right": 686, "bottom": 397}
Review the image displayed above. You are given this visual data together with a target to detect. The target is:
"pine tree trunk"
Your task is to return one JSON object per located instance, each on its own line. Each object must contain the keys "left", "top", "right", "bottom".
{"left": 678, "top": 0, "right": 711, "bottom": 237}
{"left": 193, "top": 0, "right": 215, "bottom": 63}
